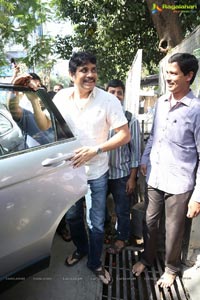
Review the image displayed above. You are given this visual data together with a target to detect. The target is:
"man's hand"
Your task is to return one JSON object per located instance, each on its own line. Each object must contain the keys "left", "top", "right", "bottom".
{"left": 26, "top": 92, "right": 40, "bottom": 104}
{"left": 13, "top": 74, "right": 33, "bottom": 86}
{"left": 13, "top": 74, "right": 39, "bottom": 91}
{"left": 11, "top": 65, "right": 21, "bottom": 84}
{"left": 13, "top": 75, "right": 41, "bottom": 104}
{"left": 126, "top": 168, "right": 138, "bottom": 194}
{"left": 187, "top": 200, "right": 200, "bottom": 218}
{"left": 126, "top": 177, "right": 137, "bottom": 195}
{"left": 140, "top": 164, "right": 147, "bottom": 177}
{"left": 71, "top": 146, "right": 97, "bottom": 168}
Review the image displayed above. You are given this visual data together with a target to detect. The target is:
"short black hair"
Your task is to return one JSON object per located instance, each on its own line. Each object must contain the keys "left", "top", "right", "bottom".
{"left": 106, "top": 79, "right": 125, "bottom": 93}
{"left": 69, "top": 51, "right": 96, "bottom": 74}
{"left": 168, "top": 53, "right": 199, "bottom": 85}
{"left": 29, "top": 72, "right": 42, "bottom": 82}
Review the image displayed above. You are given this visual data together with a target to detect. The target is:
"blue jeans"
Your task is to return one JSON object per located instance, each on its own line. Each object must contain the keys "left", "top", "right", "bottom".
{"left": 65, "top": 197, "right": 88, "bottom": 256}
{"left": 65, "top": 172, "right": 108, "bottom": 271}
{"left": 86, "top": 171, "right": 108, "bottom": 270}
{"left": 108, "top": 176, "right": 131, "bottom": 241}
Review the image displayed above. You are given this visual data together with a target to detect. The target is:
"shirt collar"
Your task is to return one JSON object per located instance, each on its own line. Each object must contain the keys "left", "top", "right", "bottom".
{"left": 69, "top": 86, "right": 97, "bottom": 101}
{"left": 164, "top": 90, "right": 194, "bottom": 107}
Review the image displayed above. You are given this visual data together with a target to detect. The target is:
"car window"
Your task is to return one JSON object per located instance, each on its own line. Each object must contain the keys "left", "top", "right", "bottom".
{"left": 0, "top": 86, "right": 74, "bottom": 157}
{"left": 0, "top": 108, "right": 13, "bottom": 135}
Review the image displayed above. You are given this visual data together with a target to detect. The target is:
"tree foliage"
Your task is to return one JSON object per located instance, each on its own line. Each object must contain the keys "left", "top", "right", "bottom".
{"left": 0, "top": 0, "right": 199, "bottom": 85}
{"left": 0, "top": 0, "right": 56, "bottom": 69}
{"left": 54, "top": 0, "right": 199, "bottom": 84}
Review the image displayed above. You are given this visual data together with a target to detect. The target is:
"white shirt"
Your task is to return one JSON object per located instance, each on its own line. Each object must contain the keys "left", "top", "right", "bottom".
{"left": 52, "top": 86, "right": 127, "bottom": 180}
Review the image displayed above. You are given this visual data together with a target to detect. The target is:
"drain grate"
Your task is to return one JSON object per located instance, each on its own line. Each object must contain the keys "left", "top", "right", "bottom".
{"left": 101, "top": 247, "right": 190, "bottom": 300}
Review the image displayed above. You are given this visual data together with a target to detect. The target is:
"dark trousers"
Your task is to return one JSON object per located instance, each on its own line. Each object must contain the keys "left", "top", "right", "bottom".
{"left": 108, "top": 176, "right": 131, "bottom": 241}
{"left": 141, "top": 186, "right": 192, "bottom": 275}
{"left": 65, "top": 197, "right": 88, "bottom": 256}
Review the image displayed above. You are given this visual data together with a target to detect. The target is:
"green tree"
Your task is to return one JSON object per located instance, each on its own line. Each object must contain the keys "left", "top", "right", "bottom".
{"left": 1, "top": 0, "right": 199, "bottom": 85}
{"left": 53, "top": 0, "right": 199, "bottom": 84}
{"left": 0, "top": 0, "right": 56, "bottom": 83}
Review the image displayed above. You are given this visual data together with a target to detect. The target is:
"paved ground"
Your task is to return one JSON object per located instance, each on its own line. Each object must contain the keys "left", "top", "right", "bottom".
{"left": 0, "top": 234, "right": 102, "bottom": 300}
{"left": 1, "top": 232, "right": 200, "bottom": 300}
{"left": 182, "top": 259, "right": 200, "bottom": 300}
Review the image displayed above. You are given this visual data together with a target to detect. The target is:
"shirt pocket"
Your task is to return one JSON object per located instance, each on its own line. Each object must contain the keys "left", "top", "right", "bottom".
{"left": 165, "top": 118, "right": 193, "bottom": 146}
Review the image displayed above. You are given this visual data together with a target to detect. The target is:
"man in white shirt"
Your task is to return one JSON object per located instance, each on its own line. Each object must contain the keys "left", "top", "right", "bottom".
{"left": 14, "top": 51, "right": 130, "bottom": 285}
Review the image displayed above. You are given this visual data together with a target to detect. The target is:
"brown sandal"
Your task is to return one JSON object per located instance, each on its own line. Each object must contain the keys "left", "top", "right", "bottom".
{"left": 93, "top": 267, "right": 113, "bottom": 285}
{"left": 65, "top": 250, "right": 86, "bottom": 267}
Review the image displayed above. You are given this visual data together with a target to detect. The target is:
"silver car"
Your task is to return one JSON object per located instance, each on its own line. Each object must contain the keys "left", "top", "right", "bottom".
{"left": 0, "top": 84, "right": 87, "bottom": 290}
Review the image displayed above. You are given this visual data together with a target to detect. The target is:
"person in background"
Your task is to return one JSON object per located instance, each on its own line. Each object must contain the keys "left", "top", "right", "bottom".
{"left": 13, "top": 51, "right": 130, "bottom": 285}
{"left": 132, "top": 53, "right": 200, "bottom": 288}
{"left": 106, "top": 79, "right": 141, "bottom": 253}
{"left": 12, "top": 71, "right": 66, "bottom": 238}
{"left": 53, "top": 83, "right": 64, "bottom": 93}
{"left": 47, "top": 83, "right": 63, "bottom": 101}
{"left": 9, "top": 65, "right": 53, "bottom": 147}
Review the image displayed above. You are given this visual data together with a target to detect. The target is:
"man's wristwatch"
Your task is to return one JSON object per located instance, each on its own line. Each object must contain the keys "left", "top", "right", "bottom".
{"left": 96, "top": 147, "right": 103, "bottom": 155}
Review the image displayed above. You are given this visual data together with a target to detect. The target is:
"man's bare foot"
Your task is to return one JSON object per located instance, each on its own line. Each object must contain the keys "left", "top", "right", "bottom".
{"left": 132, "top": 261, "right": 146, "bottom": 276}
{"left": 157, "top": 272, "right": 176, "bottom": 288}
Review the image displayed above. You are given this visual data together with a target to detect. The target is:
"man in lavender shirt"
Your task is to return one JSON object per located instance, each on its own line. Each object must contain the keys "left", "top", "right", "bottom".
{"left": 132, "top": 53, "right": 200, "bottom": 288}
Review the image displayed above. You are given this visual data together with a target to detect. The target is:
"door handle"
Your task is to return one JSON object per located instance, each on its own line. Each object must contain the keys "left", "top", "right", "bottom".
{"left": 42, "top": 153, "right": 73, "bottom": 167}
